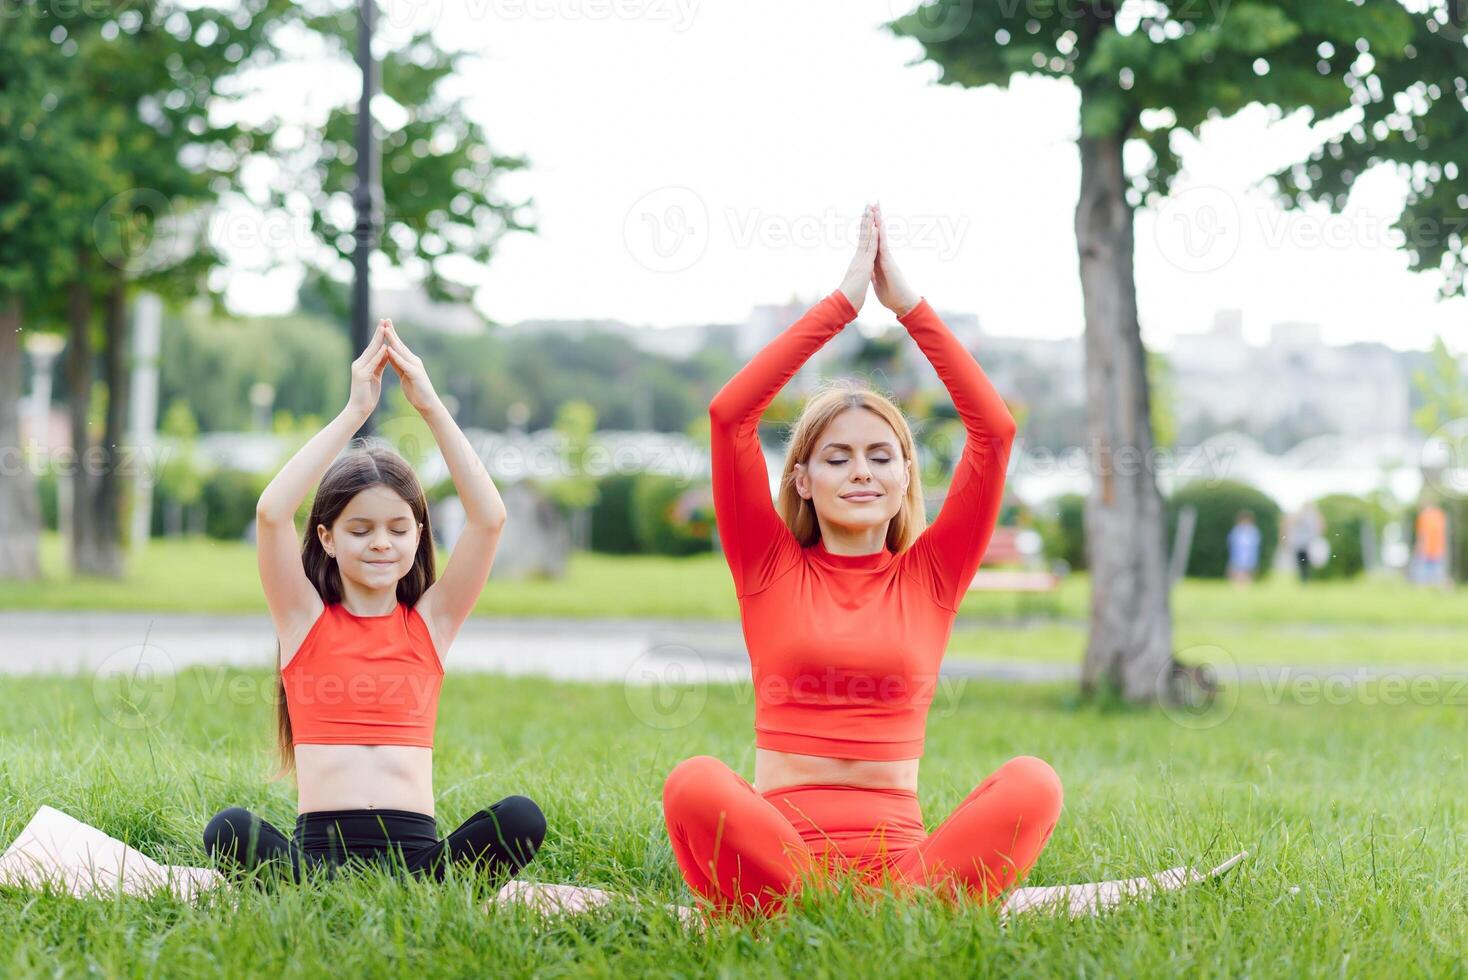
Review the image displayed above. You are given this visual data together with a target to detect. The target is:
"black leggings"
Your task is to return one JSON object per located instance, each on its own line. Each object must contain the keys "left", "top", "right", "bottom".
{"left": 203, "top": 796, "right": 546, "bottom": 883}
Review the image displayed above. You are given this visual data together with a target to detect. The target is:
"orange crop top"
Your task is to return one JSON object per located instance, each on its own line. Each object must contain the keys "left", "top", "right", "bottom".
{"left": 709, "top": 289, "right": 1017, "bottom": 761}
{"left": 281, "top": 601, "right": 444, "bottom": 748}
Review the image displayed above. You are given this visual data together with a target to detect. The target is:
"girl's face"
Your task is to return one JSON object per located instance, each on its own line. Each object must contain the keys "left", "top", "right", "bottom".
{"left": 794, "top": 408, "right": 910, "bottom": 535}
{"left": 317, "top": 485, "right": 422, "bottom": 590}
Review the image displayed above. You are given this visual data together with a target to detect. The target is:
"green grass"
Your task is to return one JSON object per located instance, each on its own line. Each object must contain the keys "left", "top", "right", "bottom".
{"left": 3, "top": 670, "right": 1466, "bottom": 976}
{"left": 949, "top": 623, "right": 1468, "bottom": 668}
{"left": 7, "top": 533, "right": 1465, "bottom": 628}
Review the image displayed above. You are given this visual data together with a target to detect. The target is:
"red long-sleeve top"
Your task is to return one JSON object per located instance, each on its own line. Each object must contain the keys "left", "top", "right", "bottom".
{"left": 710, "top": 289, "right": 1017, "bottom": 761}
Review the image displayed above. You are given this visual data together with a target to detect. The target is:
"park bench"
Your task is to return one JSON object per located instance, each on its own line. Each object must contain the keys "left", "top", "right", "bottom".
{"left": 969, "top": 527, "right": 1060, "bottom": 591}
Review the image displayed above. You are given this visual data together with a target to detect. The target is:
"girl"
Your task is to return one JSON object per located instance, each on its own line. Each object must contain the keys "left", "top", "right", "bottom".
{"left": 662, "top": 203, "right": 1063, "bottom": 915}
{"left": 204, "top": 320, "right": 545, "bottom": 883}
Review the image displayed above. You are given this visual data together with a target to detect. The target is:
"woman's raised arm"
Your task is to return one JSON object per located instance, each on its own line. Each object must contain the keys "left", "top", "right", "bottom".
{"left": 255, "top": 321, "right": 389, "bottom": 631}
{"left": 709, "top": 204, "right": 877, "bottom": 597}
{"left": 873, "top": 207, "right": 1018, "bottom": 612}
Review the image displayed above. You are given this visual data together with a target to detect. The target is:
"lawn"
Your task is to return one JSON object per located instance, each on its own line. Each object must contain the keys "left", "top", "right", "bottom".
{"left": 947, "top": 622, "right": 1468, "bottom": 669}
{"left": 6, "top": 533, "right": 1464, "bottom": 629}
{"left": 2, "top": 670, "right": 1464, "bottom": 976}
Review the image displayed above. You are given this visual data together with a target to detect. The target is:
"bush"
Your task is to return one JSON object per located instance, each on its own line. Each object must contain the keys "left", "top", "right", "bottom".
{"left": 1312, "top": 493, "right": 1383, "bottom": 580}
{"left": 201, "top": 468, "right": 268, "bottom": 541}
{"left": 589, "top": 473, "right": 640, "bottom": 554}
{"left": 1049, "top": 493, "right": 1087, "bottom": 571}
{"left": 1166, "top": 479, "right": 1281, "bottom": 579}
{"left": 629, "top": 474, "right": 713, "bottom": 556}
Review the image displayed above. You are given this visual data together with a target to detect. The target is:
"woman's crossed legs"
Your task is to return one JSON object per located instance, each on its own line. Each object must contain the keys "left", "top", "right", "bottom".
{"left": 661, "top": 755, "right": 1062, "bottom": 915}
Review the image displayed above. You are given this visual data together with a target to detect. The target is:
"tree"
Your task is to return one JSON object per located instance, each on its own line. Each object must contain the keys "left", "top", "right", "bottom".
{"left": 1411, "top": 336, "right": 1468, "bottom": 435}
{"left": 15, "top": 2, "right": 298, "bottom": 576}
{"left": 261, "top": 6, "right": 535, "bottom": 307}
{"left": 0, "top": 17, "right": 92, "bottom": 578}
{"left": 888, "top": 1, "right": 1468, "bottom": 701}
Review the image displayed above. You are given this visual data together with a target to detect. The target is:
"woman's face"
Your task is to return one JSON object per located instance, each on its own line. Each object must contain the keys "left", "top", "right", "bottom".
{"left": 794, "top": 408, "right": 910, "bottom": 534}
{"left": 318, "top": 485, "right": 422, "bottom": 590}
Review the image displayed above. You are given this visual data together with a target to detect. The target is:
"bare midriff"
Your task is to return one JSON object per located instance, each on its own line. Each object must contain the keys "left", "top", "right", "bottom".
{"left": 754, "top": 748, "right": 919, "bottom": 794}
{"left": 293, "top": 744, "right": 436, "bottom": 815}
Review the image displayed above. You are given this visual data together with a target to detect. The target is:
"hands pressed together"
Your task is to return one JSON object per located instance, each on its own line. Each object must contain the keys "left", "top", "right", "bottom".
{"left": 347, "top": 319, "right": 444, "bottom": 419}
{"left": 839, "top": 202, "right": 921, "bottom": 318}
{"left": 349, "top": 204, "right": 916, "bottom": 420}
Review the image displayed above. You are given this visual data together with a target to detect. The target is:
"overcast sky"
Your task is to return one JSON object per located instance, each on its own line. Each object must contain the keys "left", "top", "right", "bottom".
{"left": 219, "top": 0, "right": 1468, "bottom": 353}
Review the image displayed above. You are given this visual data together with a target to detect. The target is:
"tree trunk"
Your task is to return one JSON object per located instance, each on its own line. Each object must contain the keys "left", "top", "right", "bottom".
{"left": 1075, "top": 130, "right": 1176, "bottom": 703}
{"left": 0, "top": 295, "right": 41, "bottom": 579}
{"left": 95, "top": 281, "right": 131, "bottom": 571}
{"left": 64, "top": 256, "right": 130, "bottom": 577}
{"left": 65, "top": 263, "right": 97, "bottom": 574}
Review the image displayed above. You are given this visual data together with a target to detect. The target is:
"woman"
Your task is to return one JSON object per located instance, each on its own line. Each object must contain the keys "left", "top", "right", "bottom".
{"left": 204, "top": 320, "right": 545, "bottom": 883}
{"left": 662, "top": 203, "right": 1062, "bottom": 915}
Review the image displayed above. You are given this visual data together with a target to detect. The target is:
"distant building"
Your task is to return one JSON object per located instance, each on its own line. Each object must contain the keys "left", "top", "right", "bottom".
{"left": 1169, "top": 310, "right": 1410, "bottom": 443}
{"left": 375, "top": 287, "right": 488, "bottom": 335}
{"left": 509, "top": 296, "right": 1418, "bottom": 454}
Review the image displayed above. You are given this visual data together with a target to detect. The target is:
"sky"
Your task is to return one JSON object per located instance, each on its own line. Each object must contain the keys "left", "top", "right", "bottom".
{"left": 217, "top": 0, "right": 1468, "bottom": 354}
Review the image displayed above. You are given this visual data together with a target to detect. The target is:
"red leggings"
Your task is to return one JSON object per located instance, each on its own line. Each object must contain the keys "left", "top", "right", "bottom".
{"left": 662, "top": 754, "right": 1062, "bottom": 915}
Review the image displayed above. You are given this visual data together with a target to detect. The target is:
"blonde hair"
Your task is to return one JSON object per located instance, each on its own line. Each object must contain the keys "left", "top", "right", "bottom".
{"left": 775, "top": 379, "right": 927, "bottom": 551}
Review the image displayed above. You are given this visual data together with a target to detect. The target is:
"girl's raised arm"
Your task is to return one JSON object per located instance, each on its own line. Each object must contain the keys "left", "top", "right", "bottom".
{"left": 255, "top": 322, "right": 390, "bottom": 638}
{"left": 383, "top": 322, "right": 507, "bottom": 655}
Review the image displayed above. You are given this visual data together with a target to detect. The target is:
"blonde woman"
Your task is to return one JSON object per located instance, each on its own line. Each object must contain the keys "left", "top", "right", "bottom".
{"left": 662, "top": 204, "right": 1061, "bottom": 915}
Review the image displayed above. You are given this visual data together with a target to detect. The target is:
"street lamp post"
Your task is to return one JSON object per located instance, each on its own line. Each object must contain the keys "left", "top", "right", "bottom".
{"left": 352, "top": 0, "right": 383, "bottom": 436}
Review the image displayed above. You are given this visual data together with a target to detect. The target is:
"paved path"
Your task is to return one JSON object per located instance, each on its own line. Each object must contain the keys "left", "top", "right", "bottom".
{"left": 2, "top": 612, "right": 1460, "bottom": 687}
{"left": 0, "top": 611, "right": 1076, "bottom": 684}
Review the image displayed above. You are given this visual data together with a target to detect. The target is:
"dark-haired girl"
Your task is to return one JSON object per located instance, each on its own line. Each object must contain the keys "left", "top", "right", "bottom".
{"left": 204, "top": 320, "right": 545, "bottom": 883}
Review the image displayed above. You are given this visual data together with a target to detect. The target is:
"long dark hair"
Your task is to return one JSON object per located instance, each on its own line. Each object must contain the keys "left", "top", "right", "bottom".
{"left": 271, "top": 442, "right": 437, "bottom": 779}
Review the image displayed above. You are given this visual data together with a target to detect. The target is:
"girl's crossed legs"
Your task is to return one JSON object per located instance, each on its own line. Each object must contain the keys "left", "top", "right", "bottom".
{"left": 661, "top": 755, "right": 1062, "bottom": 914}
{"left": 203, "top": 796, "right": 546, "bottom": 883}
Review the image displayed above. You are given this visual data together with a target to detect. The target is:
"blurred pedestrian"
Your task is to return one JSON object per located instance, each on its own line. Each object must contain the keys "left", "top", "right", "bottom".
{"left": 1413, "top": 496, "right": 1450, "bottom": 590}
{"left": 1287, "top": 502, "right": 1326, "bottom": 583}
{"left": 1226, "top": 509, "right": 1260, "bottom": 587}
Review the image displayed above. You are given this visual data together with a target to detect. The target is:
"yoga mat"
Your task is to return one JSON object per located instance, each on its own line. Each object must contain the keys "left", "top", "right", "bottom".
{"left": 0, "top": 805, "right": 224, "bottom": 901}
{"left": 491, "top": 850, "right": 1249, "bottom": 927}
{"left": 999, "top": 850, "right": 1249, "bottom": 920}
